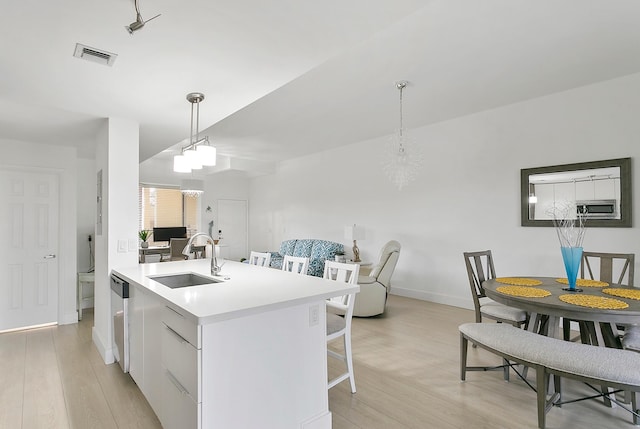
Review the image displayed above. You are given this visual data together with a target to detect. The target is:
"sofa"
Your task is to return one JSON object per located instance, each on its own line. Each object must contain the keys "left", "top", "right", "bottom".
{"left": 269, "top": 239, "right": 344, "bottom": 277}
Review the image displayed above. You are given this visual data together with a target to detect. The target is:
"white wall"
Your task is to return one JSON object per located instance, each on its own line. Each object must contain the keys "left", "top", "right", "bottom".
{"left": 249, "top": 73, "right": 640, "bottom": 310}
{"left": 93, "top": 118, "right": 140, "bottom": 363}
{"left": 0, "top": 138, "right": 78, "bottom": 324}
{"left": 202, "top": 170, "right": 250, "bottom": 236}
{"left": 77, "top": 158, "right": 96, "bottom": 308}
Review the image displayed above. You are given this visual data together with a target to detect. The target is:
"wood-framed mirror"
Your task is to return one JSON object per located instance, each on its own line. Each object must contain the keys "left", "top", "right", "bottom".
{"left": 521, "top": 158, "right": 632, "bottom": 227}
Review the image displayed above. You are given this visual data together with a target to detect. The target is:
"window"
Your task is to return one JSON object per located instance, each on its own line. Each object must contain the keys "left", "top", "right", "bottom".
{"left": 139, "top": 185, "right": 200, "bottom": 244}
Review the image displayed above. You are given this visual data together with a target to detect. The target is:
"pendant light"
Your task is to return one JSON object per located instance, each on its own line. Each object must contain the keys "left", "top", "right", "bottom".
{"left": 382, "top": 81, "right": 423, "bottom": 190}
{"left": 173, "top": 92, "right": 217, "bottom": 173}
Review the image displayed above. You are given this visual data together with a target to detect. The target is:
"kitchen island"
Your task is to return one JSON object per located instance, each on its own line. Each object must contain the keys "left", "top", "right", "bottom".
{"left": 112, "top": 258, "right": 358, "bottom": 429}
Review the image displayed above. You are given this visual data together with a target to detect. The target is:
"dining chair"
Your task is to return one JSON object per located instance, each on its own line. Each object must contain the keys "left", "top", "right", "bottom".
{"left": 572, "top": 251, "right": 636, "bottom": 405}
{"left": 463, "top": 250, "right": 528, "bottom": 326}
{"left": 582, "top": 251, "right": 635, "bottom": 287}
{"left": 248, "top": 251, "right": 271, "bottom": 267}
{"left": 281, "top": 255, "right": 309, "bottom": 275}
{"left": 562, "top": 251, "right": 635, "bottom": 344}
{"left": 323, "top": 260, "right": 359, "bottom": 393}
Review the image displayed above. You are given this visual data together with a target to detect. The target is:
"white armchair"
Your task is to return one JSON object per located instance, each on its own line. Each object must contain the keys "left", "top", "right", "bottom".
{"left": 353, "top": 240, "right": 401, "bottom": 317}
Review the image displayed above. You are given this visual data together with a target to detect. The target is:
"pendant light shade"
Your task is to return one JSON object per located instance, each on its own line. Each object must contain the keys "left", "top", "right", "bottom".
{"left": 197, "top": 144, "right": 217, "bottom": 166}
{"left": 184, "top": 147, "right": 202, "bottom": 169}
{"left": 173, "top": 154, "right": 191, "bottom": 173}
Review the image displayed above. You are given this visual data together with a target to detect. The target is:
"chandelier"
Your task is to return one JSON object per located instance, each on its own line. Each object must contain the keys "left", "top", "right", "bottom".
{"left": 382, "top": 81, "right": 423, "bottom": 190}
{"left": 173, "top": 92, "right": 217, "bottom": 173}
{"left": 180, "top": 179, "right": 204, "bottom": 197}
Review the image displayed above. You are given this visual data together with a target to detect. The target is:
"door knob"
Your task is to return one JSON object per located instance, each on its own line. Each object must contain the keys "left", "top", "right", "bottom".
{"left": 43, "top": 254, "right": 57, "bottom": 259}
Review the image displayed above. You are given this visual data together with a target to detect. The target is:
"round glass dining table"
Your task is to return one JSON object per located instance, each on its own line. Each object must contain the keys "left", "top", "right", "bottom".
{"left": 483, "top": 277, "right": 640, "bottom": 341}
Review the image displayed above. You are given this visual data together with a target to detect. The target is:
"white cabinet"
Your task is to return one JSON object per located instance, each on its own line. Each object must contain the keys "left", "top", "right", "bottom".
{"left": 128, "top": 284, "right": 144, "bottom": 386}
{"left": 160, "top": 305, "right": 202, "bottom": 429}
{"left": 142, "top": 289, "right": 164, "bottom": 414}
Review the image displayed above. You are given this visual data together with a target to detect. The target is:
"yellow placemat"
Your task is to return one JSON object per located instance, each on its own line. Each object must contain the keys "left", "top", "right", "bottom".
{"left": 555, "top": 278, "right": 608, "bottom": 287}
{"left": 496, "top": 286, "right": 551, "bottom": 298}
{"left": 495, "top": 277, "right": 542, "bottom": 286}
{"left": 559, "top": 294, "right": 628, "bottom": 310}
{"left": 602, "top": 288, "right": 640, "bottom": 301}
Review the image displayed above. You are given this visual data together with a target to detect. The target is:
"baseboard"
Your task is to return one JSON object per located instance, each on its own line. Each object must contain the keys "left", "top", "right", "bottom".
{"left": 390, "top": 287, "right": 473, "bottom": 311}
{"left": 92, "top": 326, "right": 115, "bottom": 364}
{"left": 60, "top": 311, "right": 79, "bottom": 325}
{"left": 300, "top": 411, "right": 331, "bottom": 429}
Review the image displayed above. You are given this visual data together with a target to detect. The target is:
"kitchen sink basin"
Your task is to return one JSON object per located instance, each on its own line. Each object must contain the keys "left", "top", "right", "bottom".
{"left": 148, "top": 273, "right": 222, "bottom": 289}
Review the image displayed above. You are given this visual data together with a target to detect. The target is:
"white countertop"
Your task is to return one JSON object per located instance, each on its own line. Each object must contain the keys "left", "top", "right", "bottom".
{"left": 113, "top": 259, "right": 359, "bottom": 325}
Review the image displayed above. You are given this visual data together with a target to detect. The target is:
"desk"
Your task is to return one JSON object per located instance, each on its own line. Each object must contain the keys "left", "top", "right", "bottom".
{"left": 139, "top": 246, "right": 170, "bottom": 263}
{"left": 77, "top": 272, "right": 95, "bottom": 320}
{"left": 484, "top": 277, "right": 640, "bottom": 342}
{"left": 139, "top": 245, "right": 208, "bottom": 263}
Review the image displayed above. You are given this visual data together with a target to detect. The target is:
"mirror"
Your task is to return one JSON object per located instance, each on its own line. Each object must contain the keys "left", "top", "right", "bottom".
{"left": 521, "top": 158, "right": 632, "bottom": 227}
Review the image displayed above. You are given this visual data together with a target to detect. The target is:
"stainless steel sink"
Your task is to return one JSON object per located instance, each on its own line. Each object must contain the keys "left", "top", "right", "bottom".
{"left": 148, "top": 273, "right": 222, "bottom": 289}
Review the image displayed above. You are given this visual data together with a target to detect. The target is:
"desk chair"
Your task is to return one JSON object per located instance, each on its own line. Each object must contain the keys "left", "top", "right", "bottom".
{"left": 169, "top": 238, "right": 189, "bottom": 261}
{"left": 281, "top": 255, "right": 309, "bottom": 275}
{"left": 324, "top": 260, "right": 359, "bottom": 393}
{"left": 248, "top": 251, "right": 271, "bottom": 267}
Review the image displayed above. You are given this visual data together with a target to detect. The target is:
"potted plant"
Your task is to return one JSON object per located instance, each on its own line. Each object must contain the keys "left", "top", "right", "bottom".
{"left": 334, "top": 250, "right": 346, "bottom": 263}
{"left": 139, "top": 230, "right": 151, "bottom": 248}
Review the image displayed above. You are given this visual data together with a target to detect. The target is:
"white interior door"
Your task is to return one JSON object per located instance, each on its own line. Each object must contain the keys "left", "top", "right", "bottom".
{"left": 0, "top": 169, "right": 59, "bottom": 331}
{"left": 217, "top": 199, "right": 247, "bottom": 262}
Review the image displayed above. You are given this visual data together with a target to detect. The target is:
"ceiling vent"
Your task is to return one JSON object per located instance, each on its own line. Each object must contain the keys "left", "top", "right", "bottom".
{"left": 73, "top": 43, "right": 117, "bottom": 67}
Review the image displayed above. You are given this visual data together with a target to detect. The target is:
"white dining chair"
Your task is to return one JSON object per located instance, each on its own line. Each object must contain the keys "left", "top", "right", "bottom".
{"left": 281, "top": 255, "right": 309, "bottom": 275}
{"left": 248, "top": 251, "right": 271, "bottom": 267}
{"left": 323, "top": 260, "right": 359, "bottom": 393}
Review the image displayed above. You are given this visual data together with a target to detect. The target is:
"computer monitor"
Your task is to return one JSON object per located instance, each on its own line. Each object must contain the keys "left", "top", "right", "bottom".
{"left": 152, "top": 226, "right": 187, "bottom": 244}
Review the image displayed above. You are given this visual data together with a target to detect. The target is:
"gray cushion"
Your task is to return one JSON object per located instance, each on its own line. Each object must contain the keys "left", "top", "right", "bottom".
{"left": 459, "top": 322, "right": 640, "bottom": 386}
{"left": 622, "top": 325, "right": 640, "bottom": 352}
{"left": 480, "top": 300, "right": 527, "bottom": 323}
{"left": 327, "top": 313, "right": 346, "bottom": 335}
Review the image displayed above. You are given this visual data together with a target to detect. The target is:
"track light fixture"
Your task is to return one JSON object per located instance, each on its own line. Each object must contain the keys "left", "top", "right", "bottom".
{"left": 125, "top": 0, "right": 161, "bottom": 35}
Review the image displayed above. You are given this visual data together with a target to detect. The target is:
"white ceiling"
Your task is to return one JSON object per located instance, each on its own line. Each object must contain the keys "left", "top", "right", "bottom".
{"left": 2, "top": 0, "right": 640, "bottom": 177}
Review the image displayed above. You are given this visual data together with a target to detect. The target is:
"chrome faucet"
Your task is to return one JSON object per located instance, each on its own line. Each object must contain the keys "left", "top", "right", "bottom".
{"left": 182, "top": 232, "right": 222, "bottom": 275}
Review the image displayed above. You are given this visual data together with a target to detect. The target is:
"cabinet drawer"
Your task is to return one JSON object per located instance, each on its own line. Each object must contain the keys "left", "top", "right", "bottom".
{"left": 162, "top": 305, "right": 200, "bottom": 348}
{"left": 162, "top": 369, "right": 200, "bottom": 429}
{"left": 161, "top": 323, "right": 200, "bottom": 401}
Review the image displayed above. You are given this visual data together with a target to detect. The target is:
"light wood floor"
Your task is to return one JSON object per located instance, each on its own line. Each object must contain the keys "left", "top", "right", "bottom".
{"left": 0, "top": 296, "right": 635, "bottom": 428}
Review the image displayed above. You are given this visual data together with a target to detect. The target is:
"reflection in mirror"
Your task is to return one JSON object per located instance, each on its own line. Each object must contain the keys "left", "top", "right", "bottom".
{"left": 521, "top": 158, "right": 632, "bottom": 227}
{"left": 529, "top": 167, "right": 621, "bottom": 220}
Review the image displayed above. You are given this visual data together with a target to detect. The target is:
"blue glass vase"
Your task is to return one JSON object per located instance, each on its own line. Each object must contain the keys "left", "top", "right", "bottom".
{"left": 561, "top": 246, "right": 583, "bottom": 292}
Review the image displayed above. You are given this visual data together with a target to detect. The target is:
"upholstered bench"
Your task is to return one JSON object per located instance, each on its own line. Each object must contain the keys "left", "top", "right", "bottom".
{"left": 459, "top": 322, "right": 640, "bottom": 429}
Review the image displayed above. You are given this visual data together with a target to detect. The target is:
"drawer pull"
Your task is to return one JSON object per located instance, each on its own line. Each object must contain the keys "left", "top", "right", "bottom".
{"left": 165, "top": 369, "right": 189, "bottom": 396}
{"left": 164, "top": 323, "right": 188, "bottom": 344}
{"left": 165, "top": 305, "right": 185, "bottom": 319}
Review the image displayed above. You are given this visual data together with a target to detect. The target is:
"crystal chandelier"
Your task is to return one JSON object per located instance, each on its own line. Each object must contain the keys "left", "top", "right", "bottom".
{"left": 180, "top": 179, "right": 204, "bottom": 197}
{"left": 382, "top": 81, "right": 423, "bottom": 190}
{"left": 173, "top": 92, "right": 217, "bottom": 173}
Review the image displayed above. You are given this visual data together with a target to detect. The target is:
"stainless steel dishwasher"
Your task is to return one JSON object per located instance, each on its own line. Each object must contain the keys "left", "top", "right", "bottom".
{"left": 110, "top": 273, "right": 130, "bottom": 373}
